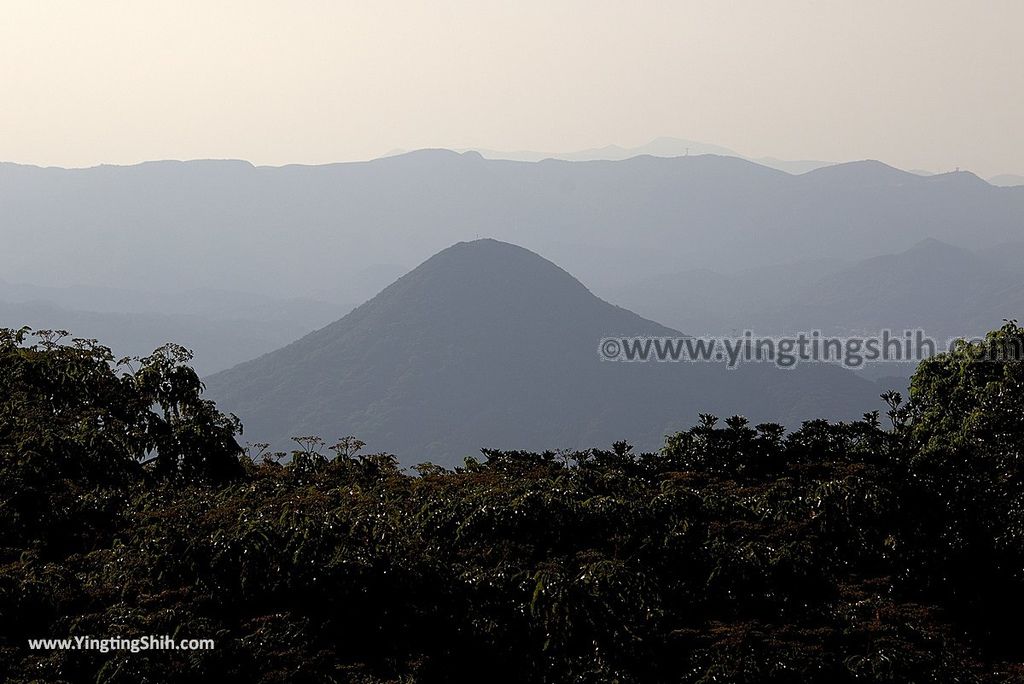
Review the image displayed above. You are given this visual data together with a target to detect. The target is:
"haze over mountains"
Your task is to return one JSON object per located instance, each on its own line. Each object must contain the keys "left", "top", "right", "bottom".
{"left": 614, "top": 238, "right": 1024, "bottom": 339}
{"left": 3, "top": 152, "right": 1023, "bottom": 304}
{"left": 3, "top": 148, "right": 1022, "bottom": 379}
{"left": 990, "top": 174, "right": 1024, "bottom": 187}
{"left": 463, "top": 137, "right": 1023, "bottom": 182}
{"left": 205, "top": 239, "right": 885, "bottom": 465}
{"left": 0, "top": 283, "right": 340, "bottom": 375}
{"left": 3, "top": 146, "right": 1022, "bottom": 458}
{"left": 463, "top": 136, "right": 836, "bottom": 175}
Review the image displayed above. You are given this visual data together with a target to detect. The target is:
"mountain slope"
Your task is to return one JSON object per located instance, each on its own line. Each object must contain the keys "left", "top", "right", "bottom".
{"left": 609, "top": 258, "right": 850, "bottom": 334}
{"left": 764, "top": 238, "right": 1024, "bottom": 337}
{"left": 610, "top": 238, "right": 1024, "bottom": 341}
{"left": 205, "top": 240, "right": 881, "bottom": 465}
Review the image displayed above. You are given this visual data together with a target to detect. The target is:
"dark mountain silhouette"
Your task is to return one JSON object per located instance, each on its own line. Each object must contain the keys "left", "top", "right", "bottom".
{"left": 205, "top": 240, "right": 882, "bottom": 465}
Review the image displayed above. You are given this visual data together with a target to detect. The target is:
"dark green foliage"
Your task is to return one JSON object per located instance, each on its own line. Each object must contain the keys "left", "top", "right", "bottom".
{"left": 0, "top": 328, "right": 242, "bottom": 556}
{"left": 2, "top": 325, "right": 1024, "bottom": 682}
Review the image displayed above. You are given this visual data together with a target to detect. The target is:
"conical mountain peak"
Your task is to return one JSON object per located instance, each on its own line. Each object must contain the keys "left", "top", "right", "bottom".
{"left": 205, "top": 241, "right": 877, "bottom": 464}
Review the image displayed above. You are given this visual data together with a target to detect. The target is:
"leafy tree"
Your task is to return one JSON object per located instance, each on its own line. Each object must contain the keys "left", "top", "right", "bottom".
{"left": 0, "top": 329, "right": 241, "bottom": 555}
{"left": 2, "top": 324, "right": 1024, "bottom": 682}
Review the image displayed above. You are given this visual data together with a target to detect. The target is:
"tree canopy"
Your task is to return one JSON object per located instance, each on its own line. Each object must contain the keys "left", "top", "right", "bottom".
{"left": 2, "top": 324, "right": 1023, "bottom": 682}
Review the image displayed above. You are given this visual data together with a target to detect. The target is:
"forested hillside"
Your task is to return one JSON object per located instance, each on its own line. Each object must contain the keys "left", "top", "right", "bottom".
{"left": 205, "top": 239, "right": 883, "bottom": 461}
{"left": 2, "top": 323, "right": 1024, "bottom": 682}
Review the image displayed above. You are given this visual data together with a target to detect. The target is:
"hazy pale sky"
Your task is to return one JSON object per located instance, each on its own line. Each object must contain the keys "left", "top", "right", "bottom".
{"left": 1, "top": 0, "right": 1021, "bottom": 176}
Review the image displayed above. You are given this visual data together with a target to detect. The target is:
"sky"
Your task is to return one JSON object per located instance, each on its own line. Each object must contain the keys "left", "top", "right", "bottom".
{"left": 1, "top": 0, "right": 1021, "bottom": 176}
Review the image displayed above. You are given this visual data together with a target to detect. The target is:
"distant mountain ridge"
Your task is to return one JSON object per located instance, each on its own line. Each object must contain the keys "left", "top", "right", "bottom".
{"left": 768, "top": 238, "right": 1024, "bottom": 337}
{"left": 3, "top": 151, "right": 1023, "bottom": 302}
{"left": 989, "top": 174, "right": 1024, "bottom": 187}
{"left": 463, "top": 137, "right": 741, "bottom": 163}
{"left": 461, "top": 137, "right": 1023, "bottom": 182}
{"left": 0, "top": 284, "right": 342, "bottom": 375}
{"left": 463, "top": 136, "right": 837, "bottom": 175}
{"left": 612, "top": 237, "right": 1024, "bottom": 341}
{"left": 205, "top": 240, "right": 883, "bottom": 465}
